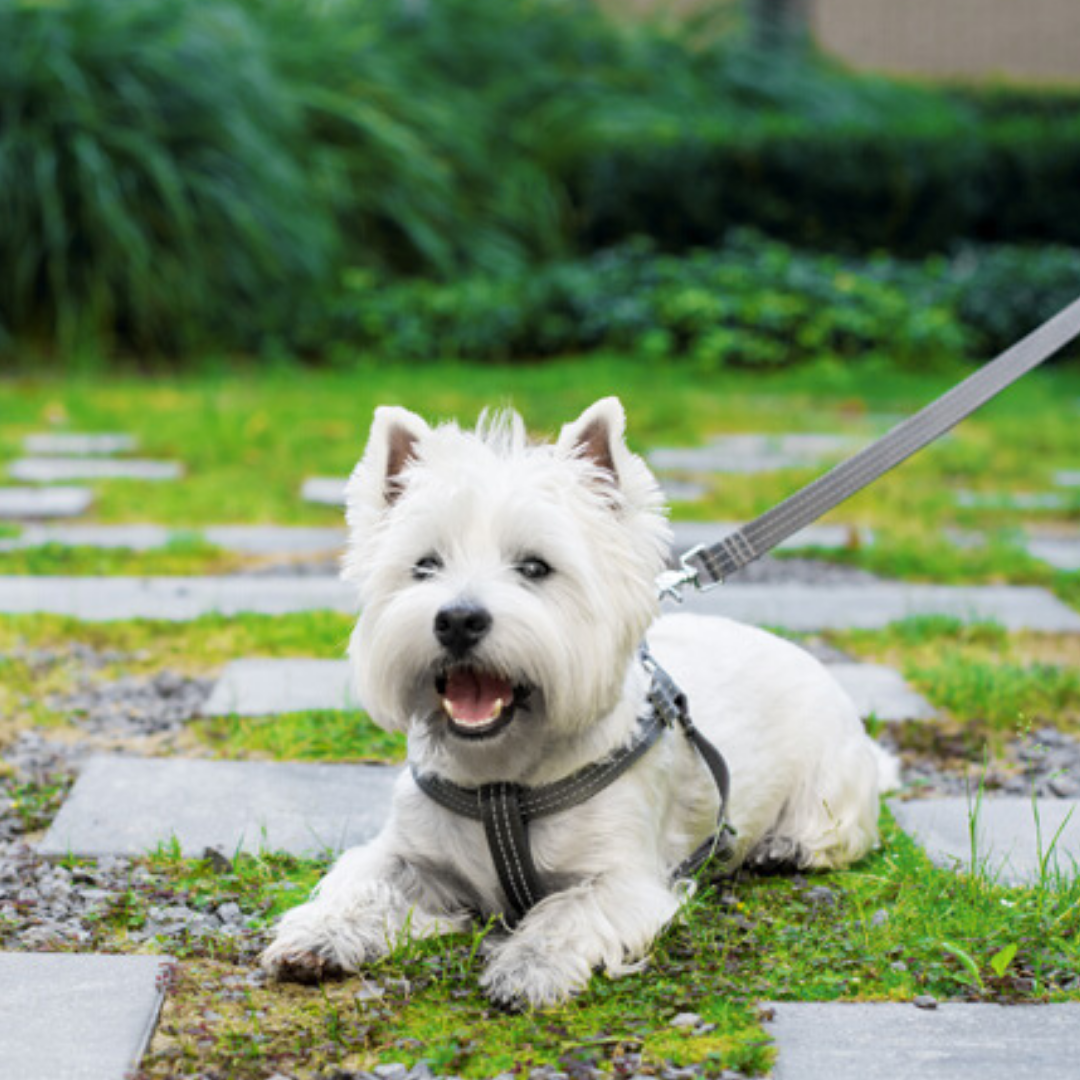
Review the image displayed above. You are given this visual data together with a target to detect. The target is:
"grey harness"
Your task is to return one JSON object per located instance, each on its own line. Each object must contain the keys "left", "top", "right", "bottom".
{"left": 411, "top": 652, "right": 732, "bottom": 926}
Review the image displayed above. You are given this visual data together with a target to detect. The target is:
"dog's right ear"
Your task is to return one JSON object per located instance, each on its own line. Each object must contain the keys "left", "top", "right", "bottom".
{"left": 354, "top": 406, "right": 431, "bottom": 510}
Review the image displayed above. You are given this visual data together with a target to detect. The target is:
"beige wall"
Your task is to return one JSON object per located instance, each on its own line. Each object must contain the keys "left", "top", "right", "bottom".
{"left": 813, "top": 0, "right": 1080, "bottom": 84}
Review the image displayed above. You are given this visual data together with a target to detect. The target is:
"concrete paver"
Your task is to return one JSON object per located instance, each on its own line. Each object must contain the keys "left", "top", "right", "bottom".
{"left": 891, "top": 796, "right": 1080, "bottom": 884}
{"left": 0, "top": 952, "right": 172, "bottom": 1080}
{"left": 39, "top": 756, "right": 400, "bottom": 857}
{"left": 9, "top": 458, "right": 182, "bottom": 482}
{"left": 764, "top": 1001, "right": 1080, "bottom": 1080}
{"left": 0, "top": 487, "right": 93, "bottom": 519}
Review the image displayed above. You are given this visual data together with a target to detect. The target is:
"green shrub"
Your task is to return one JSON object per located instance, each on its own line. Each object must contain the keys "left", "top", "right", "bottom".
{"left": 331, "top": 232, "right": 972, "bottom": 366}
{"left": 947, "top": 244, "right": 1080, "bottom": 355}
{"left": 0, "top": 0, "right": 332, "bottom": 352}
{"left": 563, "top": 108, "right": 1080, "bottom": 257}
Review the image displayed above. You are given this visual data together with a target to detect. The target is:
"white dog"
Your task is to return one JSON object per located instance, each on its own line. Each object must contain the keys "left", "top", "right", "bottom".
{"left": 262, "top": 398, "right": 897, "bottom": 1008}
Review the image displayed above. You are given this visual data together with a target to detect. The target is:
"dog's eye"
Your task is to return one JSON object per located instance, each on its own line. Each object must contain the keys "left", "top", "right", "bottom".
{"left": 412, "top": 555, "right": 443, "bottom": 581}
{"left": 516, "top": 557, "right": 552, "bottom": 582}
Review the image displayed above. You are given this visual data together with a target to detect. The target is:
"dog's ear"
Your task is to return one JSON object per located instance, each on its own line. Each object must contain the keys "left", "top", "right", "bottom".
{"left": 356, "top": 406, "right": 431, "bottom": 509}
{"left": 556, "top": 397, "right": 626, "bottom": 490}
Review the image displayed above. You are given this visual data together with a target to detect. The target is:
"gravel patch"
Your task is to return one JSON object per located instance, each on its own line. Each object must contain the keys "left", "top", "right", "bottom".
{"left": 49, "top": 670, "right": 213, "bottom": 738}
{"left": 0, "top": 839, "right": 272, "bottom": 961}
{"left": 890, "top": 725, "right": 1080, "bottom": 800}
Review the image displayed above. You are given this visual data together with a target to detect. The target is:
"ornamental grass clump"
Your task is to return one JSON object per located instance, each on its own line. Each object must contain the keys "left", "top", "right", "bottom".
{"left": 0, "top": 0, "right": 331, "bottom": 353}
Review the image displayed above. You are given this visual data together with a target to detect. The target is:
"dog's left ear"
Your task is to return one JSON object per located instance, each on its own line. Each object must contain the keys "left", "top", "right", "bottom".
{"left": 556, "top": 397, "right": 627, "bottom": 491}
{"left": 351, "top": 406, "right": 432, "bottom": 513}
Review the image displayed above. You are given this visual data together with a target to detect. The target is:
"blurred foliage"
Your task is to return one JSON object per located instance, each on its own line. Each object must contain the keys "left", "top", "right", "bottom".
{"left": 0, "top": 0, "right": 332, "bottom": 353}
{"left": 329, "top": 232, "right": 1080, "bottom": 366}
{"left": 1, "top": 0, "right": 1078, "bottom": 358}
{"left": 328, "top": 232, "right": 972, "bottom": 367}
{"left": 567, "top": 110, "right": 1080, "bottom": 256}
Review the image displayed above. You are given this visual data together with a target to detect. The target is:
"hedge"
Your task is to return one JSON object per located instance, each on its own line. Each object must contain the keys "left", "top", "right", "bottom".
{"left": 329, "top": 234, "right": 1080, "bottom": 367}
{"left": 563, "top": 111, "right": 1080, "bottom": 257}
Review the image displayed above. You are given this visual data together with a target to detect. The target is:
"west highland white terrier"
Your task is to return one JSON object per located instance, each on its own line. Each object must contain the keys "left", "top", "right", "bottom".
{"left": 262, "top": 398, "right": 897, "bottom": 1007}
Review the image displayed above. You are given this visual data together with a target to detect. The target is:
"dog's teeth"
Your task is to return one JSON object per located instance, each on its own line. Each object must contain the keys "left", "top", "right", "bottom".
{"left": 491, "top": 698, "right": 504, "bottom": 721}
{"left": 441, "top": 698, "right": 456, "bottom": 720}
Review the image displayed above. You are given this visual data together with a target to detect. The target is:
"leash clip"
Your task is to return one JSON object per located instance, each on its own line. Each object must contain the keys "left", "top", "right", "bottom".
{"left": 656, "top": 544, "right": 717, "bottom": 602}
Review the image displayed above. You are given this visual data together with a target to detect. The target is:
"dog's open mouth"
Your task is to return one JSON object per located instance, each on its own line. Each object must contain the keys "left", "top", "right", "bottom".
{"left": 434, "top": 666, "right": 524, "bottom": 739}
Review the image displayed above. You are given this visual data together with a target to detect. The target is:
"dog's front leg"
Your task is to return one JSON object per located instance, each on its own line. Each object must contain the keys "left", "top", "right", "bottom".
{"left": 261, "top": 836, "right": 469, "bottom": 984}
{"left": 480, "top": 870, "right": 682, "bottom": 1008}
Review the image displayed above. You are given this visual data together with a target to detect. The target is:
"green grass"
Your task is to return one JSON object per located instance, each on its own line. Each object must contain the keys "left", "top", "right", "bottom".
{"left": 0, "top": 612, "right": 354, "bottom": 673}
{"left": 834, "top": 617, "right": 1080, "bottom": 739}
{"left": 3, "top": 358, "right": 1080, "bottom": 1074}
{"left": 0, "top": 356, "right": 1074, "bottom": 520}
{"left": 0, "top": 538, "right": 247, "bottom": 577}
{"left": 193, "top": 709, "right": 406, "bottom": 763}
{"left": 32, "top": 813, "right": 1075, "bottom": 1079}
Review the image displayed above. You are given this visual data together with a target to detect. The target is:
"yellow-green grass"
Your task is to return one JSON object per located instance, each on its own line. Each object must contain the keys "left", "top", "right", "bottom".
{"left": 2, "top": 357, "right": 1077, "bottom": 529}
{"left": 15, "top": 813, "right": 1074, "bottom": 1079}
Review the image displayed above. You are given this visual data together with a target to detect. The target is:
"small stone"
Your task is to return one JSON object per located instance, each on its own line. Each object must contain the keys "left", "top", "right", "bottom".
{"left": 913, "top": 995, "right": 938, "bottom": 1010}
{"left": 216, "top": 902, "right": 243, "bottom": 925}
{"left": 374, "top": 1065, "right": 409, "bottom": 1080}
{"left": 806, "top": 886, "right": 837, "bottom": 906}
{"left": 670, "top": 1011, "right": 701, "bottom": 1027}
{"left": 890, "top": 960, "right": 908, "bottom": 973}
{"left": 202, "top": 847, "right": 232, "bottom": 873}
{"left": 871, "top": 909, "right": 889, "bottom": 927}
{"left": 1049, "top": 775, "right": 1079, "bottom": 798}
{"left": 355, "top": 982, "right": 385, "bottom": 1003}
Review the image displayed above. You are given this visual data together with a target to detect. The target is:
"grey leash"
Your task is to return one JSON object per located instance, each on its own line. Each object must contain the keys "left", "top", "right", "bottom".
{"left": 659, "top": 295, "right": 1080, "bottom": 598}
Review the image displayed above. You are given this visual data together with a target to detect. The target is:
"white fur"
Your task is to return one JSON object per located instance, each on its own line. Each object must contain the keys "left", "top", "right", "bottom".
{"left": 262, "top": 398, "right": 897, "bottom": 1007}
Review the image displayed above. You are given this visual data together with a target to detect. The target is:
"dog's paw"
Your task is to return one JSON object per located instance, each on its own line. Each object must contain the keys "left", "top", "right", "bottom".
{"left": 261, "top": 945, "right": 345, "bottom": 985}
{"left": 480, "top": 937, "right": 592, "bottom": 1010}
{"left": 260, "top": 900, "right": 390, "bottom": 981}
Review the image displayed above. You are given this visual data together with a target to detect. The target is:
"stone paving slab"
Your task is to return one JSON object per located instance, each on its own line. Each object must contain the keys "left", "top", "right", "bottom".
{"left": 9, "top": 458, "right": 183, "bottom": 482}
{"left": 201, "top": 656, "right": 932, "bottom": 723}
{"left": 0, "top": 486, "right": 93, "bottom": 519}
{"left": 660, "top": 478, "right": 707, "bottom": 503}
{"left": 649, "top": 433, "right": 861, "bottom": 475}
{"left": 1053, "top": 469, "right": 1080, "bottom": 488}
{"left": 302, "top": 476, "right": 348, "bottom": 506}
{"left": 683, "top": 583, "right": 1080, "bottom": 632}
{"left": 1025, "top": 536, "right": 1080, "bottom": 572}
{"left": 955, "top": 490, "right": 1072, "bottom": 511}
{"left": 671, "top": 521, "right": 866, "bottom": 554}
{"left": 0, "top": 575, "right": 356, "bottom": 619}
{"left": 23, "top": 433, "right": 138, "bottom": 456}
{"left": 202, "top": 658, "right": 359, "bottom": 716}
{"left": 828, "top": 663, "right": 937, "bottom": 721}
{"left": 2, "top": 577, "right": 1077, "bottom": 630}
{"left": 0, "top": 523, "right": 346, "bottom": 555}
{"left": 0, "top": 952, "right": 172, "bottom": 1080}
{"left": 764, "top": 1002, "right": 1080, "bottom": 1080}
{"left": 40, "top": 756, "right": 400, "bottom": 857}
{"left": 890, "top": 797, "right": 1080, "bottom": 884}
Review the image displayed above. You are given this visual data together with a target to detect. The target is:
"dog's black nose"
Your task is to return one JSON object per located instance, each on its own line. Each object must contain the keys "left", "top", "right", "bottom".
{"left": 434, "top": 602, "right": 492, "bottom": 658}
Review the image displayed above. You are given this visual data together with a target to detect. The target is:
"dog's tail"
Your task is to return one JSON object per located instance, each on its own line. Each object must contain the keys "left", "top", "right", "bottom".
{"left": 871, "top": 740, "right": 901, "bottom": 795}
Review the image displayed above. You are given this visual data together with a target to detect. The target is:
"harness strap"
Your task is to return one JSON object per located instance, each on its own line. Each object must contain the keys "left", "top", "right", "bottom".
{"left": 478, "top": 782, "right": 545, "bottom": 925}
{"left": 412, "top": 713, "right": 667, "bottom": 824}
{"left": 411, "top": 655, "right": 732, "bottom": 923}
{"left": 642, "top": 650, "right": 735, "bottom": 879}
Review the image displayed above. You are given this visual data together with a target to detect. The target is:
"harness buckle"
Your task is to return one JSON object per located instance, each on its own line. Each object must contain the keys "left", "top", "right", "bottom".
{"left": 655, "top": 544, "right": 721, "bottom": 602}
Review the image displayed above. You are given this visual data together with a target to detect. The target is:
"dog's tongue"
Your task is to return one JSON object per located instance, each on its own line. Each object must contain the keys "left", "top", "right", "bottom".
{"left": 444, "top": 669, "right": 513, "bottom": 725}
